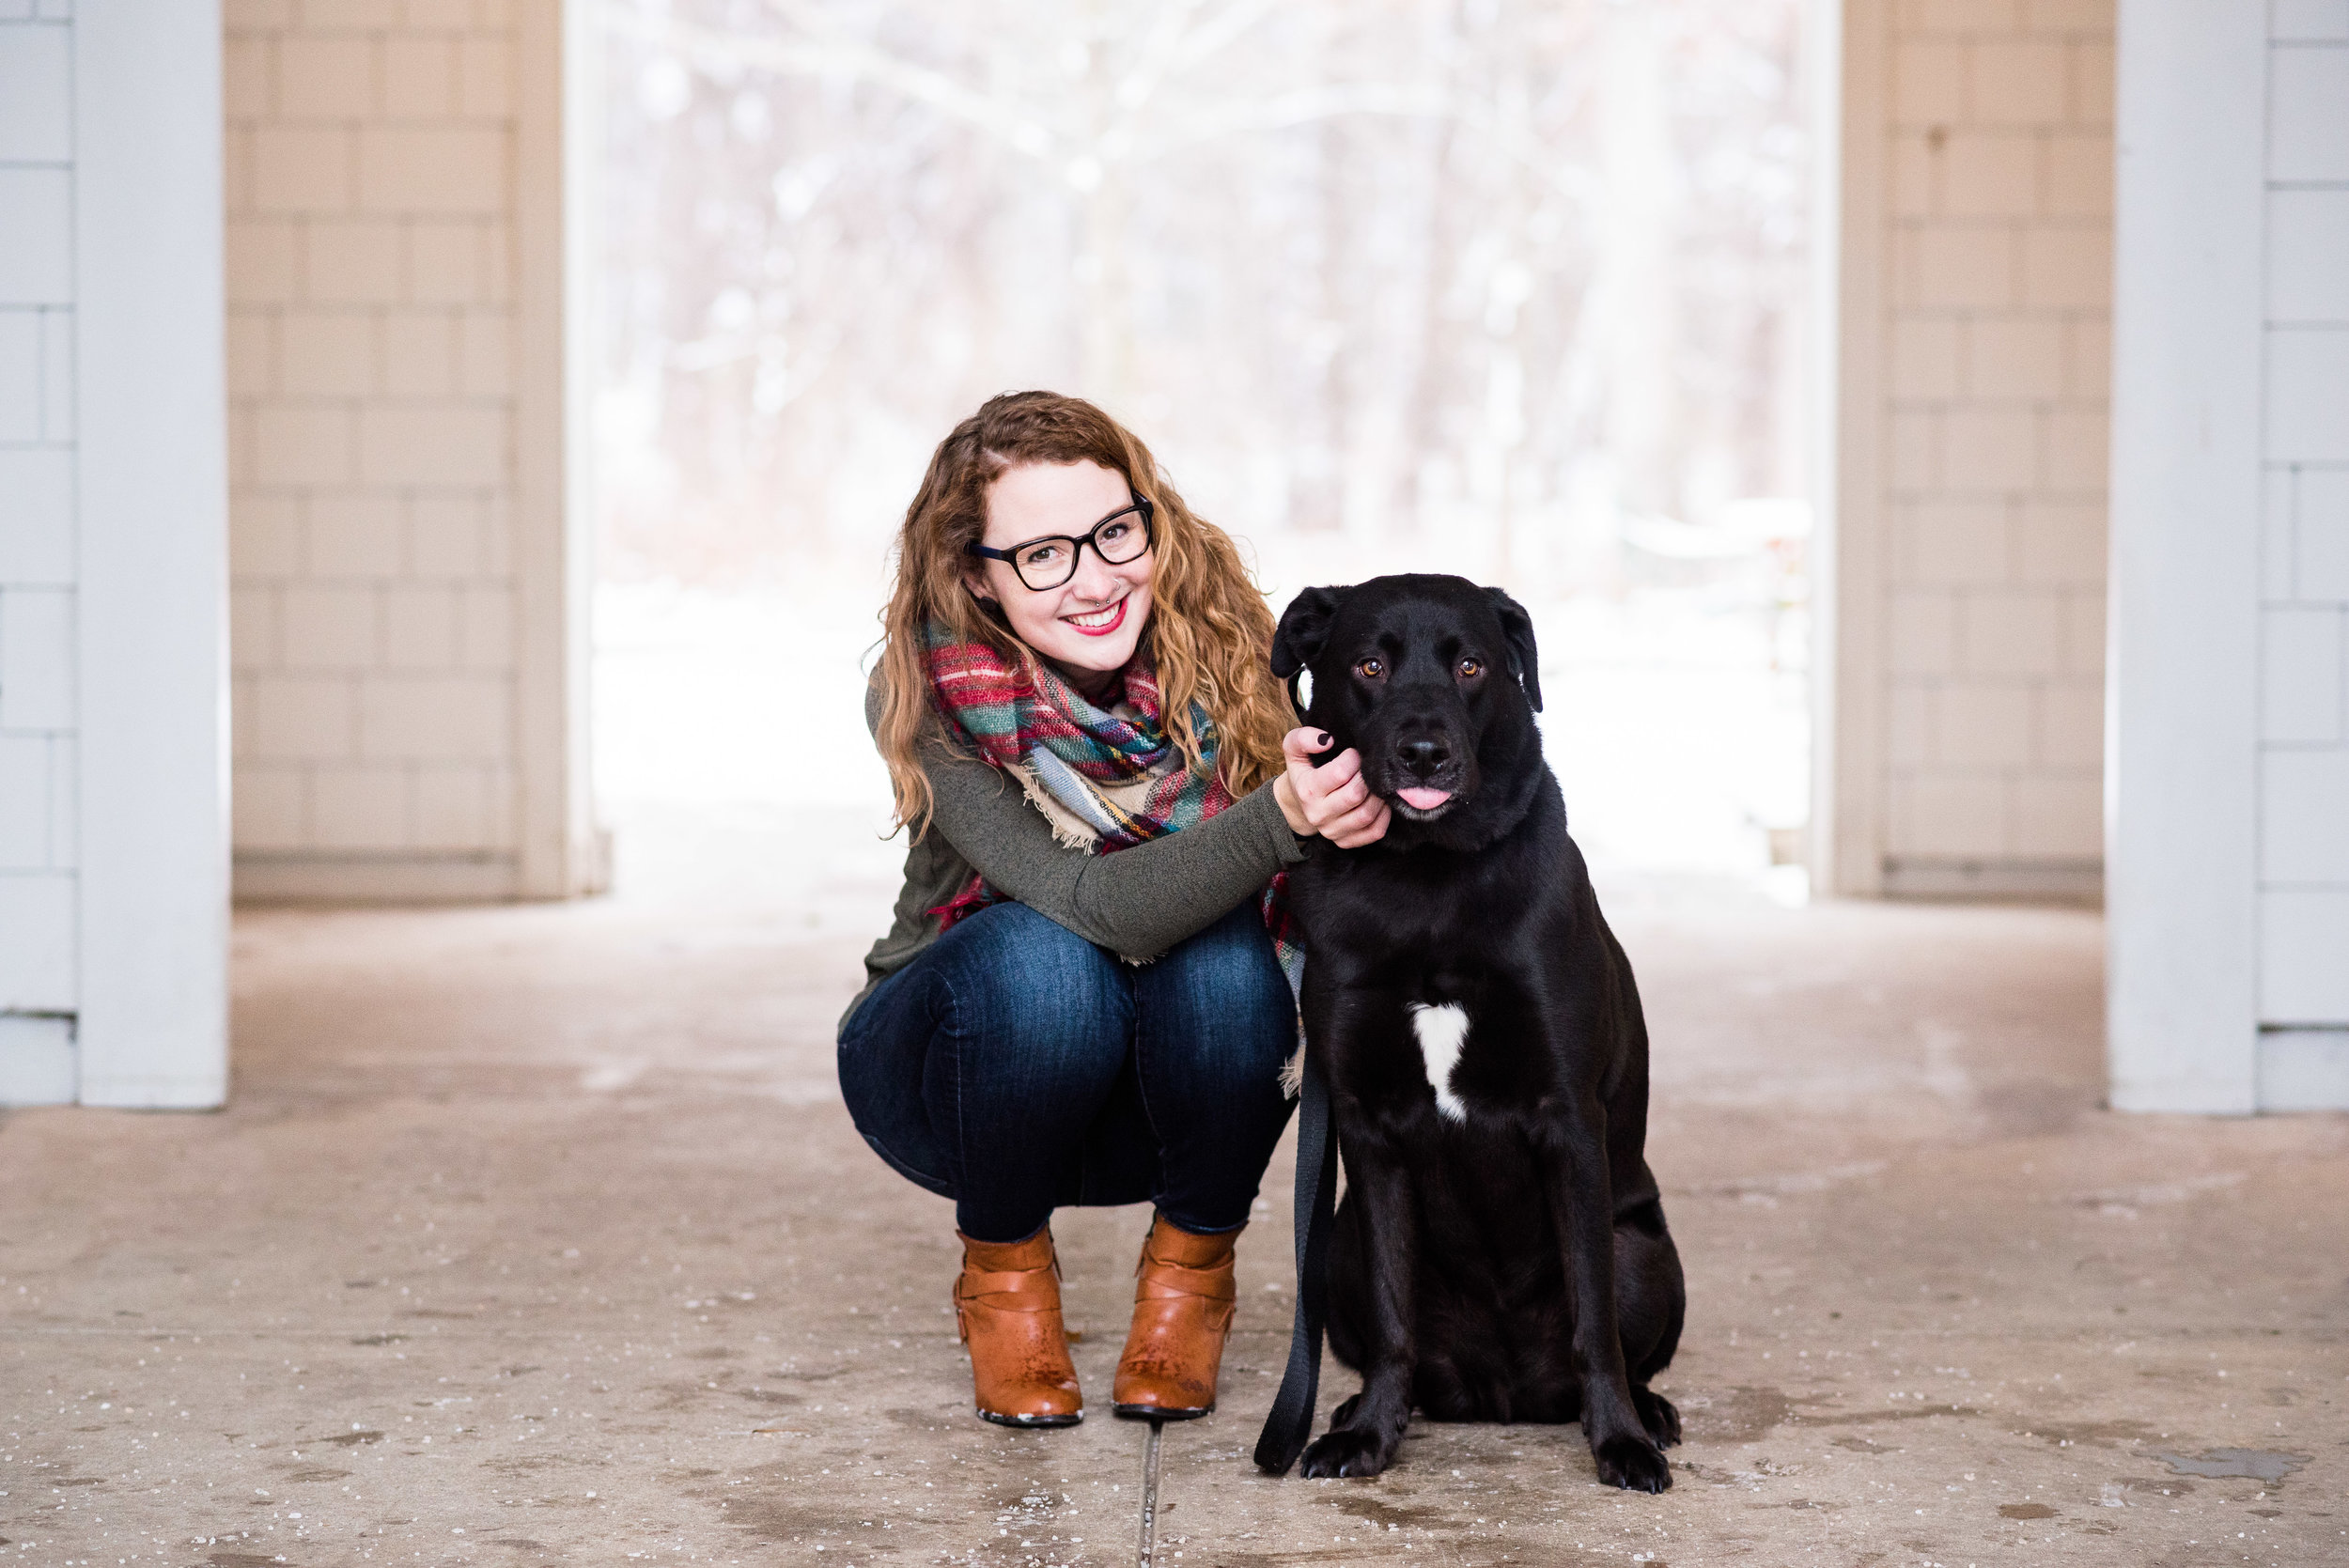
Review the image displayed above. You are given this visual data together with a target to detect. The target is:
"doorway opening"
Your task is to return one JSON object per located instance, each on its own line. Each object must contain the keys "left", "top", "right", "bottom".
{"left": 590, "top": 0, "right": 1813, "bottom": 906}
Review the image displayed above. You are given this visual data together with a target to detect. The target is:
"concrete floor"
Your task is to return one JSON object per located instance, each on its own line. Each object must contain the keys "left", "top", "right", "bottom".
{"left": 4, "top": 805, "right": 2345, "bottom": 1567}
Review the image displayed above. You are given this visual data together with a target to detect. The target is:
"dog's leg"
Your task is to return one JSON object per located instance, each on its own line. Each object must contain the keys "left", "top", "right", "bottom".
{"left": 1298, "top": 1143, "right": 1418, "bottom": 1479}
{"left": 1536, "top": 1102, "right": 1672, "bottom": 1493}
{"left": 1616, "top": 1208, "right": 1686, "bottom": 1448}
{"left": 1324, "top": 1191, "right": 1368, "bottom": 1372}
{"left": 1629, "top": 1385, "right": 1682, "bottom": 1449}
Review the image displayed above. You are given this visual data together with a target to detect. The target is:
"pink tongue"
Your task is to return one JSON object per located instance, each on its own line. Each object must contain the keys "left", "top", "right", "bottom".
{"left": 1396, "top": 786, "right": 1453, "bottom": 810}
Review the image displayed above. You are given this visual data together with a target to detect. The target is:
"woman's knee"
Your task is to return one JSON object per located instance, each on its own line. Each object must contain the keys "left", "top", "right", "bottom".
{"left": 927, "top": 902, "right": 1132, "bottom": 1068}
{"left": 1143, "top": 902, "right": 1294, "bottom": 1051}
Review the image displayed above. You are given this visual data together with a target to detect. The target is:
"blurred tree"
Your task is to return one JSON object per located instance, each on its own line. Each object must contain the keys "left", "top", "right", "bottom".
{"left": 599, "top": 0, "right": 1806, "bottom": 594}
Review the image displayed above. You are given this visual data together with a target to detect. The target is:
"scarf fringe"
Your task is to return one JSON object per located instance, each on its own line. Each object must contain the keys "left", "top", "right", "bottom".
{"left": 1009, "top": 761, "right": 1103, "bottom": 853}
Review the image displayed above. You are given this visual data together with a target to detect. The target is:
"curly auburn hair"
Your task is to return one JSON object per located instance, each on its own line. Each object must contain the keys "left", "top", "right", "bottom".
{"left": 875, "top": 391, "right": 1295, "bottom": 836}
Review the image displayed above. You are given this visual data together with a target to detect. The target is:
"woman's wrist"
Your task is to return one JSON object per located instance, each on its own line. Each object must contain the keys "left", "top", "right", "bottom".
{"left": 1272, "top": 773, "right": 1314, "bottom": 837}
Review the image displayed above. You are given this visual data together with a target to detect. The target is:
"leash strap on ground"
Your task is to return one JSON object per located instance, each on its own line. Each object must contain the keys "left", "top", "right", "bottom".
{"left": 1253, "top": 1050, "right": 1337, "bottom": 1474}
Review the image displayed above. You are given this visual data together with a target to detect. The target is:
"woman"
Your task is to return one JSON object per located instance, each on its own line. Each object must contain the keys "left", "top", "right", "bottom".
{"left": 837, "top": 391, "right": 1389, "bottom": 1429}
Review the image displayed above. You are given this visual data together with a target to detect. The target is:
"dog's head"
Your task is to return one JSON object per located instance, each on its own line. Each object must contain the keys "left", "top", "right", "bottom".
{"left": 1270, "top": 574, "right": 1546, "bottom": 848}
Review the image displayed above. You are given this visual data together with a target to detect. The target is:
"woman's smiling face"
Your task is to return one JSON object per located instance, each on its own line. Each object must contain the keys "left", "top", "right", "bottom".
{"left": 968, "top": 459, "right": 1155, "bottom": 687}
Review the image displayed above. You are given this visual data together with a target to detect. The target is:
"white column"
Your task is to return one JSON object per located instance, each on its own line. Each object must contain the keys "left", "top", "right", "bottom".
{"left": 73, "top": 0, "right": 230, "bottom": 1108}
{"left": 1814, "top": 0, "right": 1889, "bottom": 896}
{"left": 2105, "top": 0, "right": 2265, "bottom": 1111}
{"left": 513, "top": 0, "right": 606, "bottom": 899}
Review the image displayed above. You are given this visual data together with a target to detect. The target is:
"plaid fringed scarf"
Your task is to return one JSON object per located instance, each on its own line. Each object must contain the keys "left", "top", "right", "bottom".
{"left": 923, "top": 625, "right": 1302, "bottom": 996}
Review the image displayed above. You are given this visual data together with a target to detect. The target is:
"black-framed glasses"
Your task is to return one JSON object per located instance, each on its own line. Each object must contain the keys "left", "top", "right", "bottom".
{"left": 965, "top": 496, "right": 1155, "bottom": 592}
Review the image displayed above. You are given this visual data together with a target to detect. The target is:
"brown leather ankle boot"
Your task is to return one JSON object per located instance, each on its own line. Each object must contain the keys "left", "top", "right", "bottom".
{"left": 1112, "top": 1214, "right": 1240, "bottom": 1419}
{"left": 953, "top": 1228, "right": 1082, "bottom": 1427}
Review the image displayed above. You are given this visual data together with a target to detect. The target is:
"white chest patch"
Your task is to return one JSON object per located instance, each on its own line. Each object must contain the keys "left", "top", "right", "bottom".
{"left": 1408, "top": 1002, "right": 1471, "bottom": 1123}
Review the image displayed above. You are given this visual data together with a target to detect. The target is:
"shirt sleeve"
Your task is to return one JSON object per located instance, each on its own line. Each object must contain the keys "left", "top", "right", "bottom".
{"left": 871, "top": 667, "right": 1307, "bottom": 959}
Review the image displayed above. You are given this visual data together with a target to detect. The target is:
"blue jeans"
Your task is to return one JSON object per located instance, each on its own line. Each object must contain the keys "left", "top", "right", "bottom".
{"left": 837, "top": 898, "right": 1298, "bottom": 1243}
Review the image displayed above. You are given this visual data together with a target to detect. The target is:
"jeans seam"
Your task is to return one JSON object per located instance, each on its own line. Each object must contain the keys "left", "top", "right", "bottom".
{"left": 859, "top": 1130, "right": 954, "bottom": 1198}
{"left": 1122, "top": 967, "right": 1167, "bottom": 1218}
{"left": 935, "top": 964, "right": 969, "bottom": 1215}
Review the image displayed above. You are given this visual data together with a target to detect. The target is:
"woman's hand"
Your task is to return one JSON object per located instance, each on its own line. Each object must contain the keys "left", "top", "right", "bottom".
{"left": 1272, "top": 727, "right": 1392, "bottom": 848}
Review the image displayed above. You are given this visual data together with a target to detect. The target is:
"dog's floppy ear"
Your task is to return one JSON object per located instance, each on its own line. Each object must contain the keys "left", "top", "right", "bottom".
{"left": 1271, "top": 585, "right": 1346, "bottom": 717}
{"left": 1271, "top": 585, "right": 1345, "bottom": 672}
{"left": 1484, "top": 586, "right": 1542, "bottom": 712}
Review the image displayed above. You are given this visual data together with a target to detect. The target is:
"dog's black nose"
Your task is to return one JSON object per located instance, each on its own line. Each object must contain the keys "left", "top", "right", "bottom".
{"left": 1397, "top": 737, "right": 1449, "bottom": 777}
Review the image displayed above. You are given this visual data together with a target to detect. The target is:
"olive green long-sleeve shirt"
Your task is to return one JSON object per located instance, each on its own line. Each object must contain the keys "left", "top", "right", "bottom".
{"left": 839, "top": 676, "right": 1306, "bottom": 1031}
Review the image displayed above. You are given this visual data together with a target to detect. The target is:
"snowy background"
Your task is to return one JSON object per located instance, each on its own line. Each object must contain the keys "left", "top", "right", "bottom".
{"left": 591, "top": 0, "right": 1812, "bottom": 889}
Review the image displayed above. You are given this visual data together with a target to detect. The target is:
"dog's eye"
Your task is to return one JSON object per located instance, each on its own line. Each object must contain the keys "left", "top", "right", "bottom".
{"left": 1353, "top": 657, "right": 1385, "bottom": 680}
{"left": 1457, "top": 658, "right": 1484, "bottom": 679}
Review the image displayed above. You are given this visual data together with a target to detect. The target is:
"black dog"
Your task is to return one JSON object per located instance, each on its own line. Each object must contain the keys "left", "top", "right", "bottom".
{"left": 1268, "top": 573, "right": 1685, "bottom": 1490}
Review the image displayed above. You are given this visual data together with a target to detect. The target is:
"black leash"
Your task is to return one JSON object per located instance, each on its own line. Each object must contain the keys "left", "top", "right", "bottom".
{"left": 1253, "top": 1049, "right": 1337, "bottom": 1474}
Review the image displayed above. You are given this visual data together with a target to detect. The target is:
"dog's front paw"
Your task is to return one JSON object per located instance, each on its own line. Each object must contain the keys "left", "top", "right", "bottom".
{"left": 1631, "top": 1388, "right": 1681, "bottom": 1449}
{"left": 1299, "top": 1427, "right": 1392, "bottom": 1479}
{"left": 1593, "top": 1433, "right": 1672, "bottom": 1493}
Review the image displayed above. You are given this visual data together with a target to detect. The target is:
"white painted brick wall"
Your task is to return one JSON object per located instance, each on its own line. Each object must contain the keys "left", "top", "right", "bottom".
{"left": 2262, "top": 608, "right": 2344, "bottom": 744}
{"left": 2262, "top": 889, "right": 2349, "bottom": 1019}
{"left": 0, "top": 587, "right": 73, "bottom": 731}
{"left": 2260, "top": 17, "right": 2349, "bottom": 1027}
{"left": 0, "top": 873, "right": 74, "bottom": 1013}
{"left": 2269, "top": 43, "right": 2349, "bottom": 184}
{"left": 2272, "top": 1, "right": 2349, "bottom": 46}
{"left": 2269, "top": 192, "right": 2349, "bottom": 320}
{"left": 2271, "top": 334, "right": 2349, "bottom": 465}
{"left": 0, "top": 168, "right": 71, "bottom": 300}
{"left": 0, "top": 8, "right": 77, "bottom": 1080}
{"left": 1877, "top": 0, "right": 2113, "bottom": 882}
{"left": 2262, "top": 751, "right": 2349, "bottom": 882}
{"left": 226, "top": 0, "right": 521, "bottom": 874}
